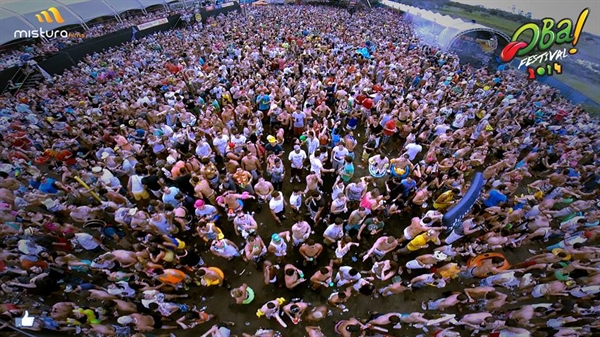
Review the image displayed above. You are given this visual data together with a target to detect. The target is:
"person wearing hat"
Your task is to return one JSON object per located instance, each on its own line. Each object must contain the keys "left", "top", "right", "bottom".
{"left": 264, "top": 135, "right": 284, "bottom": 158}
{"left": 268, "top": 231, "right": 291, "bottom": 263}
{"left": 288, "top": 144, "right": 307, "bottom": 183}
{"left": 194, "top": 199, "right": 219, "bottom": 223}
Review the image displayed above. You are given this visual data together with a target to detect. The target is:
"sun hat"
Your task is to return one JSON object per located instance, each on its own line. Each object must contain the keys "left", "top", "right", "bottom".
{"left": 194, "top": 199, "right": 205, "bottom": 208}
{"left": 271, "top": 233, "right": 281, "bottom": 242}
{"left": 267, "top": 135, "right": 277, "bottom": 143}
{"left": 91, "top": 166, "right": 102, "bottom": 173}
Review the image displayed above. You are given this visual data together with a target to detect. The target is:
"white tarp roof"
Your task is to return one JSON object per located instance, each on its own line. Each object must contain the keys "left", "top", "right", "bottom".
{"left": 0, "top": 0, "right": 178, "bottom": 46}
{"left": 380, "top": 0, "right": 505, "bottom": 49}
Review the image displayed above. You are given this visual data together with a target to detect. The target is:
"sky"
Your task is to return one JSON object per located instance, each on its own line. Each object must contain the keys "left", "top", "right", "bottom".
{"left": 453, "top": 0, "right": 600, "bottom": 36}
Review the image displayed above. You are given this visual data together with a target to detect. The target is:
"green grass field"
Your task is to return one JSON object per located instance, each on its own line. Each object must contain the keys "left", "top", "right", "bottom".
{"left": 437, "top": 6, "right": 525, "bottom": 37}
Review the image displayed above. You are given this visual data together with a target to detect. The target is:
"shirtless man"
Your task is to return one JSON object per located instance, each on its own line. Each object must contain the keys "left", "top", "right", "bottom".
{"left": 219, "top": 191, "right": 254, "bottom": 214}
{"left": 564, "top": 242, "right": 600, "bottom": 261}
{"left": 378, "top": 280, "right": 412, "bottom": 297}
{"left": 305, "top": 172, "right": 323, "bottom": 194}
{"left": 262, "top": 260, "right": 280, "bottom": 286}
{"left": 291, "top": 219, "right": 311, "bottom": 246}
{"left": 192, "top": 176, "right": 217, "bottom": 205}
{"left": 343, "top": 131, "right": 358, "bottom": 159}
{"left": 464, "top": 285, "right": 497, "bottom": 302}
{"left": 310, "top": 261, "right": 334, "bottom": 290}
{"left": 459, "top": 257, "right": 506, "bottom": 279}
{"left": 283, "top": 300, "right": 309, "bottom": 325}
{"left": 50, "top": 301, "right": 77, "bottom": 320}
{"left": 482, "top": 159, "right": 512, "bottom": 181}
{"left": 367, "top": 312, "right": 409, "bottom": 330}
{"left": 423, "top": 292, "right": 469, "bottom": 311}
{"left": 405, "top": 253, "right": 443, "bottom": 274}
{"left": 101, "top": 250, "right": 138, "bottom": 268}
{"left": 399, "top": 216, "right": 446, "bottom": 243}
{"left": 412, "top": 185, "right": 433, "bottom": 206}
{"left": 305, "top": 326, "right": 326, "bottom": 337}
{"left": 327, "top": 286, "right": 352, "bottom": 307}
{"left": 508, "top": 305, "right": 535, "bottom": 327}
{"left": 254, "top": 177, "right": 274, "bottom": 211}
{"left": 284, "top": 264, "right": 306, "bottom": 290}
{"left": 299, "top": 239, "right": 323, "bottom": 266}
{"left": 390, "top": 154, "right": 414, "bottom": 174}
{"left": 548, "top": 199, "right": 597, "bottom": 218}
{"left": 334, "top": 317, "right": 369, "bottom": 337}
{"left": 111, "top": 299, "right": 138, "bottom": 316}
{"left": 200, "top": 158, "right": 220, "bottom": 188}
{"left": 242, "top": 152, "right": 262, "bottom": 181}
{"left": 363, "top": 236, "right": 399, "bottom": 262}
{"left": 516, "top": 252, "right": 565, "bottom": 269}
{"left": 118, "top": 313, "right": 177, "bottom": 332}
{"left": 456, "top": 312, "right": 493, "bottom": 330}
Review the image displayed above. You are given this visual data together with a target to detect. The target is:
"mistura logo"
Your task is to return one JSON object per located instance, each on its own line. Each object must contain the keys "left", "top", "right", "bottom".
{"left": 14, "top": 7, "right": 85, "bottom": 39}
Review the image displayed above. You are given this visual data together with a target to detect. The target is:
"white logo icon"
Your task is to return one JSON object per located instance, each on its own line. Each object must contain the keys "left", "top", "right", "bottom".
{"left": 15, "top": 310, "right": 35, "bottom": 327}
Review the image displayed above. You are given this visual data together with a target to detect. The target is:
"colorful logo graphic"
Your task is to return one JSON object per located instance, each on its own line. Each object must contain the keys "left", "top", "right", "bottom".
{"left": 36, "top": 7, "right": 65, "bottom": 24}
{"left": 500, "top": 9, "right": 589, "bottom": 79}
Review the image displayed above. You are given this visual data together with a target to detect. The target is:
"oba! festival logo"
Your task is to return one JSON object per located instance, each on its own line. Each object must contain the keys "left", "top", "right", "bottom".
{"left": 500, "top": 9, "right": 589, "bottom": 79}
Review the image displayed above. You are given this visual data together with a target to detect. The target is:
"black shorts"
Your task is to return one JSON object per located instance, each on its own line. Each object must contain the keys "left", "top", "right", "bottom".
{"left": 153, "top": 317, "right": 163, "bottom": 329}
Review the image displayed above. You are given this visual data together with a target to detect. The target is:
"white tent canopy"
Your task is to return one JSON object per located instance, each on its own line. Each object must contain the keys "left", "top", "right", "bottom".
{"left": 0, "top": 0, "right": 178, "bottom": 46}
{"left": 380, "top": 0, "right": 510, "bottom": 50}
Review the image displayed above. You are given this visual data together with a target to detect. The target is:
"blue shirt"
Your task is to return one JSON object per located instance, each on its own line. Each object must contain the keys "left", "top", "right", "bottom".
{"left": 484, "top": 189, "right": 507, "bottom": 207}
{"left": 401, "top": 179, "right": 416, "bottom": 194}
{"left": 257, "top": 94, "right": 270, "bottom": 111}
{"left": 30, "top": 178, "right": 58, "bottom": 194}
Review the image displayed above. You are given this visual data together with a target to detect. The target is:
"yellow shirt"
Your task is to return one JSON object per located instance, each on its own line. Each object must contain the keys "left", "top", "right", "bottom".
{"left": 407, "top": 233, "right": 428, "bottom": 251}
{"left": 438, "top": 263, "right": 460, "bottom": 279}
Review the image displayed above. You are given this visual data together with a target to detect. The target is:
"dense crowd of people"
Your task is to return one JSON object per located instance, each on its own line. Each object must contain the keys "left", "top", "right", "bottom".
{"left": 0, "top": 4, "right": 599, "bottom": 337}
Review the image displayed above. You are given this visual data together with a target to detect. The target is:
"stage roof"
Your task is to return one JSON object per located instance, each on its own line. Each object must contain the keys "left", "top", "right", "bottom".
{"left": 380, "top": 0, "right": 510, "bottom": 50}
{"left": 0, "top": 0, "right": 182, "bottom": 46}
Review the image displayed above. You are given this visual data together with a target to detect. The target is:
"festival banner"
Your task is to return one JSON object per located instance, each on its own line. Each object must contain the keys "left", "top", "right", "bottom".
{"left": 137, "top": 18, "right": 169, "bottom": 31}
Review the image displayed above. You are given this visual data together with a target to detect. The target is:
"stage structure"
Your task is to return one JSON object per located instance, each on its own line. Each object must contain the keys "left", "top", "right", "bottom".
{"left": 380, "top": 0, "right": 511, "bottom": 67}
{"left": 0, "top": 0, "right": 215, "bottom": 46}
